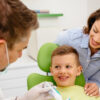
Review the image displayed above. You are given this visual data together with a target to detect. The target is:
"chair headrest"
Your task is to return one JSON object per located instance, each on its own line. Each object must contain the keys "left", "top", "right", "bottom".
{"left": 37, "top": 43, "right": 58, "bottom": 72}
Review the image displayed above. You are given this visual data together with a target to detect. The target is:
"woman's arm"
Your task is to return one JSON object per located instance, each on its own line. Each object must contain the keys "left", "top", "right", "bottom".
{"left": 84, "top": 70, "right": 100, "bottom": 97}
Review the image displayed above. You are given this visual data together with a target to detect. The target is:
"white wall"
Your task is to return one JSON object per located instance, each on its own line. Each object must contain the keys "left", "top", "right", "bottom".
{"left": 21, "top": 0, "right": 87, "bottom": 29}
{"left": 21, "top": 0, "right": 100, "bottom": 59}
{"left": 87, "top": 0, "right": 100, "bottom": 16}
{"left": 21, "top": 0, "right": 100, "bottom": 28}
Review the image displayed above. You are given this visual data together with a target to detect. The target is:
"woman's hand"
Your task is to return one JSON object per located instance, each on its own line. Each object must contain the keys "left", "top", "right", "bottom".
{"left": 84, "top": 83, "right": 100, "bottom": 97}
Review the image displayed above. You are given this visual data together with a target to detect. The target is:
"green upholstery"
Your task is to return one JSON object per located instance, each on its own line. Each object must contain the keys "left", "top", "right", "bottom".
{"left": 27, "top": 43, "right": 86, "bottom": 90}
{"left": 27, "top": 73, "right": 56, "bottom": 90}
{"left": 37, "top": 43, "right": 58, "bottom": 72}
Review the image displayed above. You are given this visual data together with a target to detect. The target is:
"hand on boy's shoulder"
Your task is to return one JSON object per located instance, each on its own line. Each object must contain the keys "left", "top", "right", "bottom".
{"left": 54, "top": 85, "right": 100, "bottom": 100}
{"left": 84, "top": 83, "right": 100, "bottom": 97}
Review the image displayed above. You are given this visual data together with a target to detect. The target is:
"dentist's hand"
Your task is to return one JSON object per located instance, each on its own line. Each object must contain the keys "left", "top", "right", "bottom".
{"left": 17, "top": 82, "right": 54, "bottom": 100}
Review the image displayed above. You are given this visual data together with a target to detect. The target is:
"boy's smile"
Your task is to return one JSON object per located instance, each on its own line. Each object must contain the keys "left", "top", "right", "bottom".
{"left": 50, "top": 53, "right": 82, "bottom": 87}
{"left": 58, "top": 75, "right": 70, "bottom": 82}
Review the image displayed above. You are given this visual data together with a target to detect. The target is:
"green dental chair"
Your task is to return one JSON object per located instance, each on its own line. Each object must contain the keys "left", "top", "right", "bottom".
{"left": 27, "top": 43, "right": 85, "bottom": 90}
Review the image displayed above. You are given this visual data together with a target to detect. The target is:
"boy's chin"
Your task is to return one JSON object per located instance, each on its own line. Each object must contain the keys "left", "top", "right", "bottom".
{"left": 57, "top": 83, "right": 74, "bottom": 87}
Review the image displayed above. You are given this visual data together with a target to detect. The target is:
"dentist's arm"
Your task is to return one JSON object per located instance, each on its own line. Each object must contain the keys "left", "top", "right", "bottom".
{"left": 4, "top": 82, "right": 53, "bottom": 100}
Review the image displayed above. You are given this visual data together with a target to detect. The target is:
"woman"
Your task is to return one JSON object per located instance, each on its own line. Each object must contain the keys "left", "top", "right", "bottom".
{"left": 0, "top": 0, "right": 53, "bottom": 100}
{"left": 55, "top": 9, "right": 100, "bottom": 97}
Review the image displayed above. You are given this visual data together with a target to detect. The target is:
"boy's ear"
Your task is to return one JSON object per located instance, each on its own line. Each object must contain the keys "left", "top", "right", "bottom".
{"left": 76, "top": 65, "right": 82, "bottom": 76}
{"left": 50, "top": 66, "right": 53, "bottom": 75}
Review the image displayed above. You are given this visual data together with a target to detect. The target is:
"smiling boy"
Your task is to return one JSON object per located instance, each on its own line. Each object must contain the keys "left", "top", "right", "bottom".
{"left": 50, "top": 45, "right": 100, "bottom": 100}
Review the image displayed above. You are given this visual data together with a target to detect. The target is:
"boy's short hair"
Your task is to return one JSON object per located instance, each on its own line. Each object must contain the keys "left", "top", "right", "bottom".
{"left": 51, "top": 45, "right": 80, "bottom": 66}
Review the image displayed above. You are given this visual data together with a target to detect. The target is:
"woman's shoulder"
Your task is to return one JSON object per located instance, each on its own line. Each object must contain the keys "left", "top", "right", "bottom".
{"left": 60, "top": 27, "right": 84, "bottom": 40}
{"left": 67, "top": 27, "right": 84, "bottom": 39}
{"left": 55, "top": 27, "right": 87, "bottom": 46}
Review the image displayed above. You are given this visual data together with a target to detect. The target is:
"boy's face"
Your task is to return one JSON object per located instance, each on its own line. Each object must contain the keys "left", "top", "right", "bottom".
{"left": 50, "top": 53, "right": 82, "bottom": 87}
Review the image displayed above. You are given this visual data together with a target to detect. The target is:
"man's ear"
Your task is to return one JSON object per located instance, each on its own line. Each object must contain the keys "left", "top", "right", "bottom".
{"left": 0, "top": 40, "right": 6, "bottom": 51}
{"left": 0, "top": 40, "right": 8, "bottom": 70}
{"left": 0, "top": 40, "right": 6, "bottom": 43}
{"left": 0, "top": 40, "right": 6, "bottom": 45}
{"left": 76, "top": 65, "right": 82, "bottom": 76}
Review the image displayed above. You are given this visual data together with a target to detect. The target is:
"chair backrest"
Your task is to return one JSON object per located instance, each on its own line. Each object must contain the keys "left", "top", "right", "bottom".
{"left": 27, "top": 43, "right": 85, "bottom": 90}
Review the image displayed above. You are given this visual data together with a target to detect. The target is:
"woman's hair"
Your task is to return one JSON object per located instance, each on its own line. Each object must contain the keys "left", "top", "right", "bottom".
{"left": 83, "top": 8, "right": 100, "bottom": 34}
{"left": 0, "top": 0, "right": 38, "bottom": 49}
{"left": 51, "top": 45, "right": 80, "bottom": 66}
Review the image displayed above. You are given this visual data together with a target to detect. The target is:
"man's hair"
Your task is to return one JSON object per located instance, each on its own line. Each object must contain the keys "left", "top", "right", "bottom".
{"left": 83, "top": 8, "right": 100, "bottom": 34}
{"left": 0, "top": 0, "right": 38, "bottom": 49}
{"left": 51, "top": 45, "right": 80, "bottom": 66}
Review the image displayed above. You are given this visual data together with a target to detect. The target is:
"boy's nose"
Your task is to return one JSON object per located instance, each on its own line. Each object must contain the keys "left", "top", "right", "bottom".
{"left": 59, "top": 67, "right": 66, "bottom": 74}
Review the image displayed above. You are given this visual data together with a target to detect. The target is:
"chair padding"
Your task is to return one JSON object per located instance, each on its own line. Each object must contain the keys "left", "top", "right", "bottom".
{"left": 27, "top": 73, "right": 56, "bottom": 90}
{"left": 37, "top": 43, "right": 58, "bottom": 72}
{"left": 27, "top": 43, "right": 86, "bottom": 90}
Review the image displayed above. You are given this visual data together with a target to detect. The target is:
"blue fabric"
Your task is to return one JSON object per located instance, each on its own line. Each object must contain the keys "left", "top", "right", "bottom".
{"left": 55, "top": 27, "right": 100, "bottom": 87}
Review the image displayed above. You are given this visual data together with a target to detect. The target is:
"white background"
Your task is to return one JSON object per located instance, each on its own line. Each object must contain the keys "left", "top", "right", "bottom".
{"left": 21, "top": 0, "right": 100, "bottom": 29}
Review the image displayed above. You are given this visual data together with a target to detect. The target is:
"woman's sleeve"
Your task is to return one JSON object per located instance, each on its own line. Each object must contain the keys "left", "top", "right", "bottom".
{"left": 87, "top": 70, "right": 100, "bottom": 87}
{"left": 54, "top": 28, "right": 82, "bottom": 46}
{"left": 54, "top": 30, "right": 72, "bottom": 46}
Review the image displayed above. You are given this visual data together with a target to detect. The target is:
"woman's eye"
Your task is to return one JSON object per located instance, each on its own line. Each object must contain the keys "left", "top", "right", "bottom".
{"left": 93, "top": 29, "right": 98, "bottom": 33}
{"left": 66, "top": 65, "right": 71, "bottom": 68}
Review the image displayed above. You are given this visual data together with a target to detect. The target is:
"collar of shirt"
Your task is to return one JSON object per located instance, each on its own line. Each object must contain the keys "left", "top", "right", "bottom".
{"left": 80, "top": 34, "right": 89, "bottom": 49}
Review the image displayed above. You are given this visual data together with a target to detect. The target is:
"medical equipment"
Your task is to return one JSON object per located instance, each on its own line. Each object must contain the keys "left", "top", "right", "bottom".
{"left": 44, "top": 82, "right": 62, "bottom": 100}
{"left": 66, "top": 98, "right": 70, "bottom": 100}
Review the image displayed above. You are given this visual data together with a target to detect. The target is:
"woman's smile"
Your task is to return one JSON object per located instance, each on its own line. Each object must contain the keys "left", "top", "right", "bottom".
{"left": 91, "top": 38, "right": 100, "bottom": 47}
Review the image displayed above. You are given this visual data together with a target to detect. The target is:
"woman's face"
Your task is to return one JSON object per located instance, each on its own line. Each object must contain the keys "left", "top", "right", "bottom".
{"left": 89, "top": 19, "right": 100, "bottom": 51}
{"left": 0, "top": 32, "right": 31, "bottom": 71}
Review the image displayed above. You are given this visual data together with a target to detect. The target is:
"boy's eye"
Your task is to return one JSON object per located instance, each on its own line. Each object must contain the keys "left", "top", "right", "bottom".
{"left": 55, "top": 66, "right": 59, "bottom": 68}
{"left": 66, "top": 65, "right": 71, "bottom": 68}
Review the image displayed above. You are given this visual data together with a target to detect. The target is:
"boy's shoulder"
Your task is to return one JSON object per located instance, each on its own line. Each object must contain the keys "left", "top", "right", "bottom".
{"left": 57, "top": 85, "right": 83, "bottom": 93}
{"left": 56, "top": 85, "right": 100, "bottom": 100}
